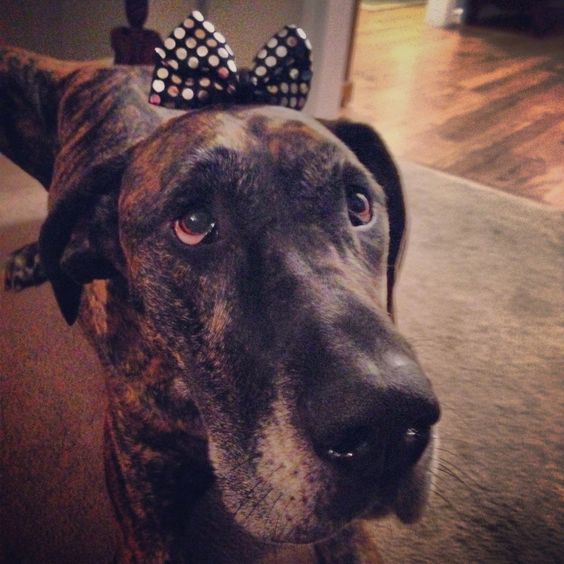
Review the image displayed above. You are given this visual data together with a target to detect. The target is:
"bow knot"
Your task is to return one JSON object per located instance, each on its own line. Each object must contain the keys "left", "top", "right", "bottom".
{"left": 149, "top": 11, "right": 313, "bottom": 111}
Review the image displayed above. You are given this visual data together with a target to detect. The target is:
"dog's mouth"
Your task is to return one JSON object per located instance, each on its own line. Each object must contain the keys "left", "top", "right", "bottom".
{"left": 208, "top": 410, "right": 438, "bottom": 545}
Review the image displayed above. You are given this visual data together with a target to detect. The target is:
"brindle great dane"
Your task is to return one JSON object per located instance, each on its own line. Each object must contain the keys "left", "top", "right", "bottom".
{"left": 0, "top": 46, "right": 440, "bottom": 563}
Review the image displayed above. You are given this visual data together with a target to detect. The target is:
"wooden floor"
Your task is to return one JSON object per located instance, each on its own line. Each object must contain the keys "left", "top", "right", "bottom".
{"left": 346, "top": 5, "right": 564, "bottom": 208}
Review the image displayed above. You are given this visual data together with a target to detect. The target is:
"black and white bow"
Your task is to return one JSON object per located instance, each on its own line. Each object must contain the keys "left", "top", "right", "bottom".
{"left": 149, "top": 11, "right": 313, "bottom": 111}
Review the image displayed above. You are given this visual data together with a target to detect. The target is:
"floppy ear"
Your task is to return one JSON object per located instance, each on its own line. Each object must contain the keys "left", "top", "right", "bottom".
{"left": 319, "top": 119, "right": 406, "bottom": 321}
{"left": 39, "top": 155, "right": 128, "bottom": 325}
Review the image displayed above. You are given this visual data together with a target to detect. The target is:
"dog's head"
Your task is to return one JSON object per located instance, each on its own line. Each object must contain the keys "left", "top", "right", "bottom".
{"left": 41, "top": 105, "right": 439, "bottom": 543}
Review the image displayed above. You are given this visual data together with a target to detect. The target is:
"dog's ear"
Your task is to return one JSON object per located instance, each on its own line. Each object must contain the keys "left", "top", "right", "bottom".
{"left": 319, "top": 119, "right": 406, "bottom": 321}
{"left": 39, "top": 155, "right": 128, "bottom": 325}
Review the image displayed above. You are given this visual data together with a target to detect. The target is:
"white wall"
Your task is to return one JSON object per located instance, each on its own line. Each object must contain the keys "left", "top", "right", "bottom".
{"left": 300, "top": 0, "right": 356, "bottom": 118}
{"left": 426, "top": 0, "right": 458, "bottom": 27}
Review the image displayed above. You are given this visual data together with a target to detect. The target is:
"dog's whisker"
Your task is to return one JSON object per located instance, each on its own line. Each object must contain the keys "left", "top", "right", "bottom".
{"left": 219, "top": 452, "right": 264, "bottom": 519}
{"left": 436, "top": 462, "right": 478, "bottom": 492}
{"left": 236, "top": 461, "right": 285, "bottom": 515}
{"left": 231, "top": 465, "right": 281, "bottom": 522}
{"left": 429, "top": 485, "right": 456, "bottom": 511}
{"left": 240, "top": 485, "right": 274, "bottom": 527}
{"left": 274, "top": 495, "right": 295, "bottom": 541}
{"left": 275, "top": 466, "right": 319, "bottom": 538}
{"left": 266, "top": 464, "right": 320, "bottom": 543}
{"left": 229, "top": 461, "right": 284, "bottom": 524}
{"left": 435, "top": 445, "right": 460, "bottom": 458}
{"left": 226, "top": 451, "right": 258, "bottom": 474}
{"left": 233, "top": 463, "right": 286, "bottom": 524}
{"left": 267, "top": 491, "right": 285, "bottom": 528}
{"left": 437, "top": 435, "right": 479, "bottom": 446}
{"left": 436, "top": 464, "right": 477, "bottom": 494}
{"left": 436, "top": 455, "right": 488, "bottom": 491}
{"left": 269, "top": 494, "right": 284, "bottom": 540}
{"left": 231, "top": 478, "right": 264, "bottom": 522}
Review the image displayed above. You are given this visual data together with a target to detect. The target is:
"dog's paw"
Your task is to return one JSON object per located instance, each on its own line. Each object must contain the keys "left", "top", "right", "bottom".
{"left": 4, "top": 241, "right": 47, "bottom": 291}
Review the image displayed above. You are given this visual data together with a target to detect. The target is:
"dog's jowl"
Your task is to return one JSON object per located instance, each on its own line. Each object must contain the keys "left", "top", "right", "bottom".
{"left": 1, "top": 37, "right": 439, "bottom": 563}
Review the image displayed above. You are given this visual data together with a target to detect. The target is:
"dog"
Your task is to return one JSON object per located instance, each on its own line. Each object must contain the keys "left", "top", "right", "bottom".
{"left": 1, "top": 43, "right": 440, "bottom": 563}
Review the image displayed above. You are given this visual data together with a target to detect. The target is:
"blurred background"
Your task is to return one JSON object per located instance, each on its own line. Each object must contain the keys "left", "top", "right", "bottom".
{"left": 1, "top": 0, "right": 562, "bottom": 205}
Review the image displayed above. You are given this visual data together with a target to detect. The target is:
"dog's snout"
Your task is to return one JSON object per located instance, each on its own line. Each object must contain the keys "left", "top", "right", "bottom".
{"left": 300, "top": 360, "right": 440, "bottom": 477}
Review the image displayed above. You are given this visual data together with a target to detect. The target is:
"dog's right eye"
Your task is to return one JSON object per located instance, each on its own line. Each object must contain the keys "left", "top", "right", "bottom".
{"left": 174, "top": 209, "right": 216, "bottom": 245}
{"left": 347, "top": 190, "right": 373, "bottom": 227}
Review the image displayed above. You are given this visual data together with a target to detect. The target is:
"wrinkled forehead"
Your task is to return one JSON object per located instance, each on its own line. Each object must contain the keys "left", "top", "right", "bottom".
{"left": 170, "top": 105, "right": 350, "bottom": 152}
{"left": 120, "top": 106, "right": 367, "bottom": 212}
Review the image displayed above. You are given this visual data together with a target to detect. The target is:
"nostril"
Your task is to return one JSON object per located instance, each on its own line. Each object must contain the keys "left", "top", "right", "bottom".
{"left": 319, "top": 423, "right": 433, "bottom": 475}
{"left": 397, "top": 425, "right": 432, "bottom": 467}
{"left": 324, "top": 426, "right": 373, "bottom": 462}
{"left": 405, "top": 426, "right": 430, "bottom": 444}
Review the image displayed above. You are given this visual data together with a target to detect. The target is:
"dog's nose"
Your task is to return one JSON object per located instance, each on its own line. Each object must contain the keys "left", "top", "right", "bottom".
{"left": 300, "top": 358, "right": 440, "bottom": 476}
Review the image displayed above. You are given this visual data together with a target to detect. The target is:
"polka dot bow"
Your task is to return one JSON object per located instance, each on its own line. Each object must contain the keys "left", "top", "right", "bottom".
{"left": 149, "top": 11, "right": 313, "bottom": 111}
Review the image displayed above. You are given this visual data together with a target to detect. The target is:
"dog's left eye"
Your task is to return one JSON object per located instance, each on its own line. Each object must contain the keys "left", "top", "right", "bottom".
{"left": 347, "top": 191, "right": 373, "bottom": 226}
{"left": 174, "top": 209, "right": 216, "bottom": 245}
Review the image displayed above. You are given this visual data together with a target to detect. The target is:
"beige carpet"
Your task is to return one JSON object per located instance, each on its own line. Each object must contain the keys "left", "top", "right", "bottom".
{"left": 1, "top": 155, "right": 563, "bottom": 563}
{"left": 371, "top": 163, "right": 564, "bottom": 563}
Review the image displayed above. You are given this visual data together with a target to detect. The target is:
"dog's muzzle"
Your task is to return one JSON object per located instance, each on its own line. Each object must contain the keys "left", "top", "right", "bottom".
{"left": 232, "top": 244, "right": 442, "bottom": 540}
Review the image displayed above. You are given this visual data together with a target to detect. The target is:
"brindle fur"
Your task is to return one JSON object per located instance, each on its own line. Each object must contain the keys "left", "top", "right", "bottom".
{"left": 1, "top": 46, "right": 439, "bottom": 563}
